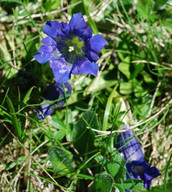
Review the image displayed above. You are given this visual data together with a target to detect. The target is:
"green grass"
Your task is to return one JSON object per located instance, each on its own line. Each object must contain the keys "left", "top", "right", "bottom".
{"left": 0, "top": 0, "right": 172, "bottom": 191}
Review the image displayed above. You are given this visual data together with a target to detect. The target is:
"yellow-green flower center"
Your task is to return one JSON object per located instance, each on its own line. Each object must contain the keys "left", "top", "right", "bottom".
{"left": 67, "top": 37, "right": 83, "bottom": 55}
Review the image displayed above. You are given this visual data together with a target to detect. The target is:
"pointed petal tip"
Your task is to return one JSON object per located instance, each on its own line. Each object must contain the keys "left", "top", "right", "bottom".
{"left": 88, "top": 34, "right": 107, "bottom": 53}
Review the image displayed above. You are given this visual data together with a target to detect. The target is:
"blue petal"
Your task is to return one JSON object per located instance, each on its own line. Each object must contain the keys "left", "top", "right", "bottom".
{"left": 69, "top": 13, "right": 92, "bottom": 39}
{"left": 86, "top": 49, "right": 99, "bottom": 61}
{"left": 69, "top": 13, "right": 87, "bottom": 31}
{"left": 43, "top": 20, "right": 64, "bottom": 38}
{"left": 71, "top": 59, "right": 98, "bottom": 76}
{"left": 33, "top": 45, "right": 56, "bottom": 64}
{"left": 39, "top": 45, "right": 56, "bottom": 53}
{"left": 46, "top": 81, "right": 72, "bottom": 101}
{"left": 40, "top": 102, "right": 52, "bottom": 117}
{"left": 41, "top": 37, "right": 56, "bottom": 46}
{"left": 74, "top": 25, "right": 92, "bottom": 39}
{"left": 81, "top": 26, "right": 92, "bottom": 39}
{"left": 35, "top": 81, "right": 73, "bottom": 120}
{"left": 117, "top": 125, "right": 144, "bottom": 162}
{"left": 117, "top": 124, "right": 161, "bottom": 190}
{"left": 129, "top": 160, "right": 160, "bottom": 190}
{"left": 49, "top": 59, "right": 72, "bottom": 83}
{"left": 34, "top": 104, "right": 52, "bottom": 120}
{"left": 88, "top": 34, "right": 107, "bottom": 53}
{"left": 33, "top": 52, "right": 51, "bottom": 64}
{"left": 55, "top": 81, "right": 73, "bottom": 99}
{"left": 144, "top": 167, "right": 161, "bottom": 190}
{"left": 61, "top": 22, "right": 70, "bottom": 35}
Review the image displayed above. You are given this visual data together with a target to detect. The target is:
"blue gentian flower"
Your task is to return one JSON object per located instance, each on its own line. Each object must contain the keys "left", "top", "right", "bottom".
{"left": 35, "top": 81, "right": 72, "bottom": 120}
{"left": 34, "top": 13, "right": 107, "bottom": 83}
{"left": 117, "top": 124, "right": 161, "bottom": 190}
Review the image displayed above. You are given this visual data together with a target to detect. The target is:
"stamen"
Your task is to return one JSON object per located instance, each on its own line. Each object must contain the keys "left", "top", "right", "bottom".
{"left": 68, "top": 46, "right": 74, "bottom": 52}
{"left": 72, "top": 37, "right": 78, "bottom": 44}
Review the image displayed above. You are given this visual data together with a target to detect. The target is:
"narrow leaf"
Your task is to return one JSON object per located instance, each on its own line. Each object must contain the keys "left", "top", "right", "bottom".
{"left": 102, "top": 84, "right": 118, "bottom": 131}
{"left": 23, "top": 86, "right": 35, "bottom": 104}
{"left": 6, "top": 96, "right": 22, "bottom": 139}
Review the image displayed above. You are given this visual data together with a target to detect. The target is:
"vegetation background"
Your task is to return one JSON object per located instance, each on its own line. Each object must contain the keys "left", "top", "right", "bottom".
{"left": 0, "top": 0, "right": 172, "bottom": 191}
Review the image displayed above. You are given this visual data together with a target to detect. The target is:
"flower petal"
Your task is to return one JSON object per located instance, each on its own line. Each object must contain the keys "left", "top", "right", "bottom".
{"left": 144, "top": 167, "right": 161, "bottom": 190}
{"left": 69, "top": 13, "right": 92, "bottom": 39}
{"left": 45, "top": 81, "right": 72, "bottom": 101}
{"left": 61, "top": 22, "right": 70, "bottom": 35}
{"left": 39, "top": 45, "right": 56, "bottom": 53}
{"left": 33, "top": 45, "right": 56, "bottom": 64}
{"left": 81, "top": 26, "right": 92, "bottom": 39}
{"left": 71, "top": 59, "right": 98, "bottom": 76}
{"left": 43, "top": 21, "right": 64, "bottom": 38}
{"left": 41, "top": 37, "right": 56, "bottom": 46}
{"left": 69, "top": 13, "right": 87, "bottom": 31}
{"left": 35, "top": 81, "right": 73, "bottom": 120}
{"left": 49, "top": 59, "right": 72, "bottom": 83}
{"left": 33, "top": 52, "right": 51, "bottom": 64}
{"left": 88, "top": 34, "right": 107, "bottom": 53}
{"left": 117, "top": 125, "right": 144, "bottom": 162}
{"left": 86, "top": 49, "right": 99, "bottom": 61}
{"left": 117, "top": 124, "right": 161, "bottom": 190}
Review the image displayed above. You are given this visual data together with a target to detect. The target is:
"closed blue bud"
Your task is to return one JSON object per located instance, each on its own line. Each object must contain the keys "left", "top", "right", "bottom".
{"left": 35, "top": 81, "right": 72, "bottom": 120}
{"left": 34, "top": 13, "right": 107, "bottom": 83}
{"left": 117, "top": 124, "right": 161, "bottom": 190}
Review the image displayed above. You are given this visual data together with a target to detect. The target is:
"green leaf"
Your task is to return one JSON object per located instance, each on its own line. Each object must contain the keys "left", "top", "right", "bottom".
{"left": 42, "top": 0, "right": 61, "bottom": 13}
{"left": 54, "top": 129, "right": 66, "bottom": 141}
{"left": 51, "top": 116, "right": 66, "bottom": 130}
{"left": 83, "top": 68, "right": 118, "bottom": 96}
{"left": 142, "top": 71, "right": 154, "bottom": 83}
{"left": 82, "top": 0, "right": 99, "bottom": 34}
{"left": 106, "top": 152, "right": 124, "bottom": 177}
{"left": 102, "top": 84, "right": 118, "bottom": 131}
{"left": 119, "top": 80, "right": 134, "bottom": 95}
{"left": 134, "top": 80, "right": 146, "bottom": 97}
{"left": 120, "top": 78, "right": 145, "bottom": 95}
{"left": 48, "top": 146, "right": 75, "bottom": 175}
{"left": 0, "top": 107, "right": 11, "bottom": 118}
{"left": 107, "top": 162, "right": 119, "bottom": 178}
{"left": 115, "top": 179, "right": 143, "bottom": 191}
{"left": 73, "top": 111, "right": 99, "bottom": 156}
{"left": 118, "top": 56, "right": 130, "bottom": 79}
{"left": 7, "top": 156, "right": 25, "bottom": 170}
{"left": 89, "top": 171, "right": 114, "bottom": 192}
{"left": 23, "top": 86, "right": 35, "bottom": 104}
{"left": 131, "top": 62, "right": 144, "bottom": 79}
{"left": 154, "top": 0, "right": 168, "bottom": 11}
{"left": 0, "top": 0, "right": 21, "bottom": 4}
{"left": 69, "top": 0, "right": 84, "bottom": 15}
{"left": 6, "top": 96, "right": 22, "bottom": 140}
{"left": 136, "top": 0, "right": 154, "bottom": 19}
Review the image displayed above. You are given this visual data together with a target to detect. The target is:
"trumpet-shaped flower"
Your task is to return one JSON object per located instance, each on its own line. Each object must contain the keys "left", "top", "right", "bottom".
{"left": 117, "top": 125, "right": 161, "bottom": 190}
{"left": 34, "top": 13, "right": 107, "bottom": 83}
{"left": 35, "top": 81, "right": 72, "bottom": 120}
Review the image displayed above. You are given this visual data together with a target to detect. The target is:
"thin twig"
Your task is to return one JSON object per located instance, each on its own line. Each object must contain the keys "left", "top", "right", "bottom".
{"left": 16, "top": 140, "right": 49, "bottom": 188}
{"left": 86, "top": 98, "right": 172, "bottom": 135}
{"left": 1, "top": 1, "right": 81, "bottom": 24}
{"left": 132, "top": 60, "right": 172, "bottom": 68}
{"left": 147, "top": 81, "right": 162, "bottom": 117}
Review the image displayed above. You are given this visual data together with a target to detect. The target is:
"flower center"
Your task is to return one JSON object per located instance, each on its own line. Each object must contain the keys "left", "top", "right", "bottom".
{"left": 55, "top": 36, "right": 85, "bottom": 64}
{"left": 67, "top": 37, "right": 83, "bottom": 55}
{"left": 68, "top": 46, "right": 75, "bottom": 52}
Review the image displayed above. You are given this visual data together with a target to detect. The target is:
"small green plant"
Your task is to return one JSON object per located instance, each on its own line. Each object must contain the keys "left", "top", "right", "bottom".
{"left": 0, "top": 0, "right": 171, "bottom": 191}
